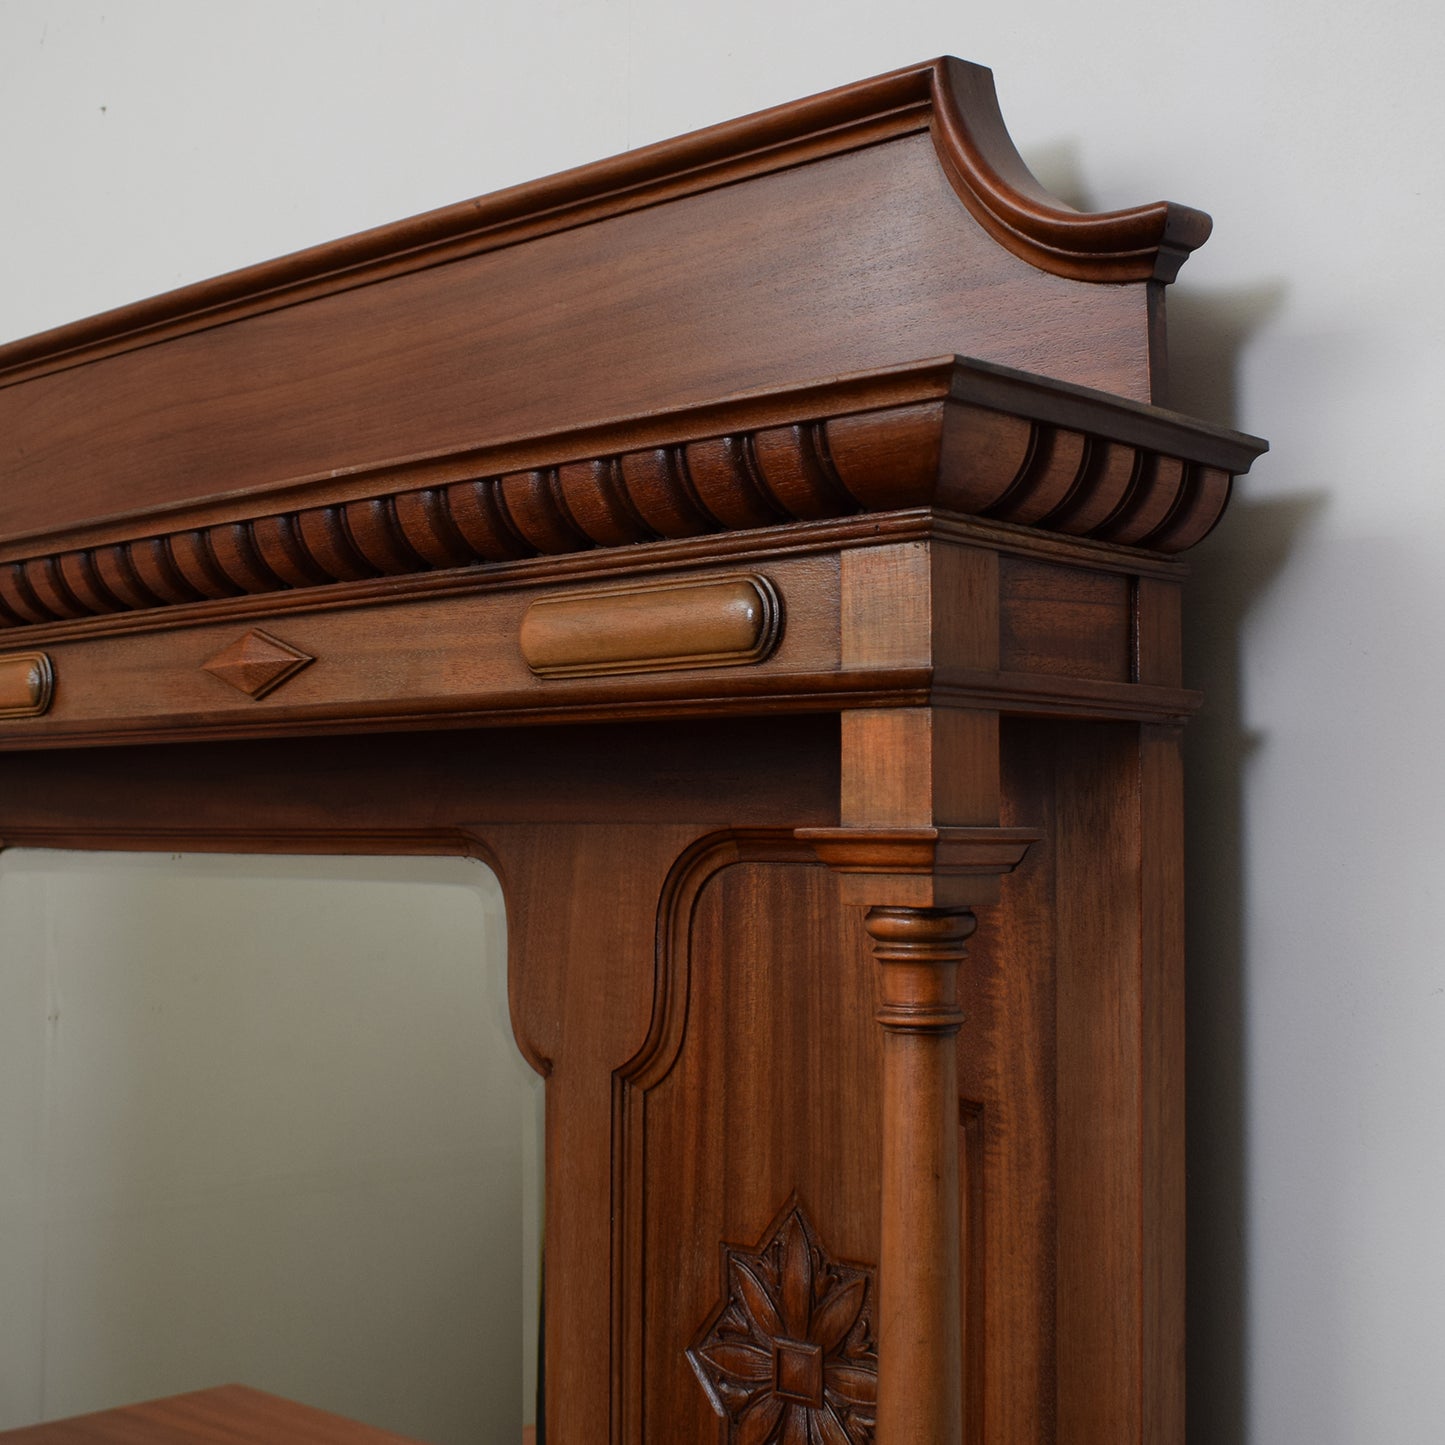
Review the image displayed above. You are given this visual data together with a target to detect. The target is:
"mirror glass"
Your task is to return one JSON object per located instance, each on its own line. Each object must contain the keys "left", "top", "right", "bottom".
{"left": 0, "top": 850, "right": 543, "bottom": 1444}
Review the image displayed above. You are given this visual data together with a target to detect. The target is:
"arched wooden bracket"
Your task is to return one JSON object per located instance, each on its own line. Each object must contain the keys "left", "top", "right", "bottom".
{"left": 0, "top": 650, "right": 53, "bottom": 718}
{"left": 688, "top": 1197, "right": 878, "bottom": 1443}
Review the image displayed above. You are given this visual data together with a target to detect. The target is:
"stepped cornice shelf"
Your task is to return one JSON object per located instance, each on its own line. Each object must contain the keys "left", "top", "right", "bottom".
{"left": 0, "top": 358, "right": 1264, "bottom": 631}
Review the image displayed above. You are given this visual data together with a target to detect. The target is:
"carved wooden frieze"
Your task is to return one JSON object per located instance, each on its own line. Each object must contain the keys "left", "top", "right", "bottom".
{"left": 688, "top": 1200, "right": 878, "bottom": 1443}
{"left": 0, "top": 359, "right": 1263, "bottom": 633}
{"left": 0, "top": 55, "right": 1226, "bottom": 561}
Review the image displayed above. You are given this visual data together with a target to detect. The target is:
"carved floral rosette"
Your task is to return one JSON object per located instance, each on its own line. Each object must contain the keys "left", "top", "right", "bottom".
{"left": 687, "top": 1199, "right": 878, "bottom": 1444}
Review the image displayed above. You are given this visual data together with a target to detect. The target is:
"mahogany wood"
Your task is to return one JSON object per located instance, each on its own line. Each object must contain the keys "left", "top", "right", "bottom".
{"left": 0, "top": 58, "right": 1222, "bottom": 551}
{"left": 0, "top": 57, "right": 1265, "bottom": 1445}
{"left": 867, "top": 906, "right": 972, "bottom": 1445}
{"left": 0, "top": 651, "right": 51, "bottom": 716}
{"left": 0, "top": 358, "right": 1256, "bottom": 635}
{"left": 0, "top": 1386, "right": 424, "bottom": 1445}
{"left": 519, "top": 575, "right": 780, "bottom": 678}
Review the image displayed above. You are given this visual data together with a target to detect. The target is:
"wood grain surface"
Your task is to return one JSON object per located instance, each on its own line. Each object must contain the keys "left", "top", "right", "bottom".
{"left": 0, "top": 56, "right": 1257, "bottom": 1445}
{"left": 0, "top": 1386, "right": 424, "bottom": 1445}
{"left": 0, "top": 357, "right": 1261, "bottom": 636}
{"left": 0, "top": 56, "right": 1243, "bottom": 547}
{"left": 0, "top": 651, "right": 51, "bottom": 716}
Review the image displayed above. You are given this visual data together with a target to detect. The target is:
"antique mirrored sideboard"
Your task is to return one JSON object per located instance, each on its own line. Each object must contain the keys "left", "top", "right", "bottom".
{"left": 0, "top": 57, "right": 1264, "bottom": 1445}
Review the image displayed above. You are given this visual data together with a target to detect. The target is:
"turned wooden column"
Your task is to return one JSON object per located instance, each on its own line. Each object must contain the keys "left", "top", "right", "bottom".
{"left": 801, "top": 821, "right": 1033, "bottom": 1442}
{"left": 866, "top": 904, "right": 975, "bottom": 1444}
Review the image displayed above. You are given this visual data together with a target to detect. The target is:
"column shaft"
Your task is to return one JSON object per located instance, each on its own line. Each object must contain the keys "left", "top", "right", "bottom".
{"left": 867, "top": 905, "right": 976, "bottom": 1445}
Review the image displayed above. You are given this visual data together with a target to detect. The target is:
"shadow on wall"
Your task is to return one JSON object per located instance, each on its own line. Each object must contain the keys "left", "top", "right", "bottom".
{"left": 1017, "top": 133, "right": 1326, "bottom": 1436}
{"left": 1014, "top": 133, "right": 1311, "bottom": 1435}
{"left": 1015, "top": 139, "right": 1094, "bottom": 215}
{"left": 1180, "top": 490, "right": 1320, "bottom": 1444}
{"left": 1169, "top": 280, "right": 1322, "bottom": 1445}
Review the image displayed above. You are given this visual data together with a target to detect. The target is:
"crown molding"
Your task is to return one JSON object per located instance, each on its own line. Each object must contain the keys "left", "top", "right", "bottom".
{"left": 0, "top": 59, "right": 1207, "bottom": 391}
{"left": 0, "top": 357, "right": 1264, "bottom": 632}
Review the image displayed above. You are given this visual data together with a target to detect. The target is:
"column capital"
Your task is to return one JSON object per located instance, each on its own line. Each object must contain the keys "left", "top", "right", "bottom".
{"left": 796, "top": 824, "right": 1035, "bottom": 908}
{"left": 865, "top": 904, "right": 977, "bottom": 1034}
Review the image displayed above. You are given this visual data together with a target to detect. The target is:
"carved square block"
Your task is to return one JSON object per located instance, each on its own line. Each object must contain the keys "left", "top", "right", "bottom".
{"left": 773, "top": 1337, "right": 824, "bottom": 1406}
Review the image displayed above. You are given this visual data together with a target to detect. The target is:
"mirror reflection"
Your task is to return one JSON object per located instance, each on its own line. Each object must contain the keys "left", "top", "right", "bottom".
{"left": 0, "top": 851, "right": 543, "bottom": 1444}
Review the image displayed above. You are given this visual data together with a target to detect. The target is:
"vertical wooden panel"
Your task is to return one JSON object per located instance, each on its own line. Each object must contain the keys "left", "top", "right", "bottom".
{"left": 637, "top": 857, "right": 883, "bottom": 1440}
{"left": 840, "top": 708, "right": 1000, "bottom": 827}
{"left": 497, "top": 822, "right": 701, "bottom": 1445}
{"left": 1141, "top": 726, "right": 1186, "bottom": 1445}
{"left": 1052, "top": 724, "right": 1145, "bottom": 1444}
{"left": 1135, "top": 577, "right": 1184, "bottom": 687}
{"left": 973, "top": 724, "right": 1060, "bottom": 1443}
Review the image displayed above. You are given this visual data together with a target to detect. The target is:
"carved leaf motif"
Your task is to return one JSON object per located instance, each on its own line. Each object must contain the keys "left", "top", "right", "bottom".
{"left": 702, "top": 1343, "right": 773, "bottom": 1383}
{"left": 810, "top": 1277, "right": 865, "bottom": 1355}
{"left": 824, "top": 1365, "right": 878, "bottom": 1409}
{"left": 732, "top": 1256, "right": 785, "bottom": 1341}
{"left": 737, "top": 1396, "right": 785, "bottom": 1445}
{"left": 779, "top": 1211, "right": 813, "bottom": 1339}
{"left": 813, "top": 1405, "right": 854, "bottom": 1445}
{"left": 687, "top": 1198, "right": 878, "bottom": 1444}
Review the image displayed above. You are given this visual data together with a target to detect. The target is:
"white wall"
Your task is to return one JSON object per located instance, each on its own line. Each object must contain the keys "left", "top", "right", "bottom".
{"left": 3, "top": 3, "right": 1442, "bottom": 1440}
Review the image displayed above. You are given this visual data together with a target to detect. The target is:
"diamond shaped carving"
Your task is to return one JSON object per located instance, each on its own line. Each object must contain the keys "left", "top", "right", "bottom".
{"left": 202, "top": 628, "right": 313, "bottom": 700}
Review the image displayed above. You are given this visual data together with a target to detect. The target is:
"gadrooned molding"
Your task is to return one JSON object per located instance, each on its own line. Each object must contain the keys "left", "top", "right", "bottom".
{"left": 0, "top": 358, "right": 1266, "bottom": 631}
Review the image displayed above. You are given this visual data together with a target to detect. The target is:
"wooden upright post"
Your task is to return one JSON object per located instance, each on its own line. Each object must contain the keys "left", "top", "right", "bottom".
{"left": 867, "top": 905, "right": 974, "bottom": 1443}
{"left": 801, "top": 817, "right": 1033, "bottom": 1442}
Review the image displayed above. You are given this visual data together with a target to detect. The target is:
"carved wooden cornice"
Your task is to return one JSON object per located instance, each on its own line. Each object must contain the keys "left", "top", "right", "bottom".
{"left": 0, "top": 358, "right": 1263, "bottom": 632}
{"left": 0, "top": 59, "right": 1206, "bottom": 394}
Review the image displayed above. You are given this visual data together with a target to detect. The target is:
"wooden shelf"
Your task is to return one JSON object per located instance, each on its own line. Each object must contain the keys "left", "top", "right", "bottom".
{"left": 0, "top": 1387, "right": 425, "bottom": 1445}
